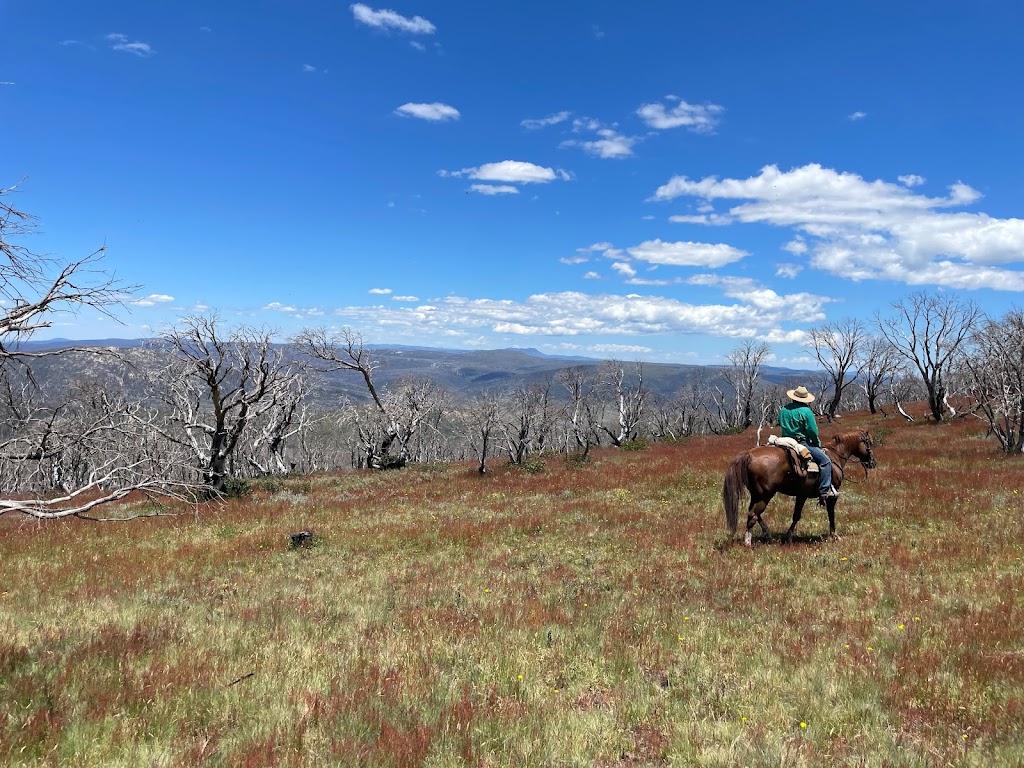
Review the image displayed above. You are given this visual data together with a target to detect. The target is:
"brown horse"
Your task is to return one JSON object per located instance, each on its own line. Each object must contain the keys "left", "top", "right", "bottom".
{"left": 722, "top": 429, "right": 876, "bottom": 545}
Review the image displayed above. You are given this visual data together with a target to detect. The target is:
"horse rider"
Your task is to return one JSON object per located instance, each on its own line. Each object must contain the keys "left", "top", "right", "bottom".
{"left": 778, "top": 385, "right": 838, "bottom": 505}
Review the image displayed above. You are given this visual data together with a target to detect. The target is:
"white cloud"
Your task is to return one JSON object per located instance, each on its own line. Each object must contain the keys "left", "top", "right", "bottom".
{"left": 350, "top": 4, "right": 436, "bottom": 34}
{"left": 636, "top": 97, "right": 724, "bottom": 133}
{"left": 469, "top": 184, "right": 519, "bottom": 195}
{"left": 392, "top": 295, "right": 420, "bottom": 302}
{"left": 410, "top": 40, "right": 426, "bottom": 51}
{"left": 263, "top": 301, "right": 298, "bottom": 313}
{"left": 326, "top": 287, "right": 825, "bottom": 342}
{"left": 782, "top": 237, "right": 808, "bottom": 255}
{"left": 521, "top": 111, "right": 572, "bottom": 130}
{"left": 0, "top": 82, "right": 13, "bottom": 86}
{"left": 561, "top": 117, "right": 639, "bottom": 159}
{"left": 563, "top": 242, "right": 617, "bottom": 264}
{"left": 441, "top": 160, "right": 568, "bottom": 184}
{"left": 130, "top": 293, "right": 174, "bottom": 307}
{"left": 848, "top": 111, "right": 868, "bottom": 121}
{"left": 106, "top": 33, "right": 155, "bottom": 57}
{"left": 368, "top": 287, "right": 392, "bottom": 295}
{"left": 651, "top": 163, "right": 1024, "bottom": 291}
{"left": 668, "top": 213, "right": 732, "bottom": 226}
{"left": 627, "top": 239, "right": 748, "bottom": 268}
{"left": 899, "top": 174, "right": 926, "bottom": 187}
{"left": 775, "top": 263, "right": 803, "bottom": 279}
{"left": 303, "top": 64, "right": 318, "bottom": 72}
{"left": 394, "top": 102, "right": 460, "bottom": 121}
{"left": 611, "top": 262, "right": 637, "bottom": 278}
{"left": 582, "top": 271, "right": 601, "bottom": 280}
{"left": 566, "top": 130, "right": 637, "bottom": 159}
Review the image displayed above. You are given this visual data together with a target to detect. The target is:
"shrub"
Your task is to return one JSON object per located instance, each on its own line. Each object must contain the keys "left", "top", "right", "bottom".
{"left": 220, "top": 476, "right": 252, "bottom": 499}
{"left": 511, "top": 456, "right": 546, "bottom": 474}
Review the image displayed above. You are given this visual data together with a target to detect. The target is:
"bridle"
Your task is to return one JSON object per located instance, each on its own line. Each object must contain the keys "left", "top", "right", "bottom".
{"left": 825, "top": 432, "right": 877, "bottom": 480}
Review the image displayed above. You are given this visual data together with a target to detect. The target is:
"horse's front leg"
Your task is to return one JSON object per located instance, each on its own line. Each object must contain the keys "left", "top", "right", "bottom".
{"left": 745, "top": 495, "right": 773, "bottom": 546}
{"left": 785, "top": 496, "right": 808, "bottom": 545}
{"left": 826, "top": 497, "right": 841, "bottom": 541}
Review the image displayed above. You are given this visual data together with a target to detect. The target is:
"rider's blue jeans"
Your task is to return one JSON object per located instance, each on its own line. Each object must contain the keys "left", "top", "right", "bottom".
{"left": 802, "top": 442, "right": 833, "bottom": 496}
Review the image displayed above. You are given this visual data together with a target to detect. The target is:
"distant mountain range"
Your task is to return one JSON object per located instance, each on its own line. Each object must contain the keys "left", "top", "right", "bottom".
{"left": 11, "top": 338, "right": 817, "bottom": 408}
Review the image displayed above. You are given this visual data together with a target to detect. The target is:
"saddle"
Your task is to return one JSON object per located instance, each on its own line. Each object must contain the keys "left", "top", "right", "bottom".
{"left": 767, "top": 435, "right": 820, "bottom": 475}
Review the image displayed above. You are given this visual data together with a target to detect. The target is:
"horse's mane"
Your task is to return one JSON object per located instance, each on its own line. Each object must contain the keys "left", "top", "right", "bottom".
{"left": 829, "top": 429, "right": 869, "bottom": 447}
{"left": 827, "top": 430, "right": 872, "bottom": 460}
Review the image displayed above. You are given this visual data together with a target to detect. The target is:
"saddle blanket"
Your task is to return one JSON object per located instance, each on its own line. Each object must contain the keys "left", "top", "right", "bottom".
{"left": 767, "top": 435, "right": 819, "bottom": 473}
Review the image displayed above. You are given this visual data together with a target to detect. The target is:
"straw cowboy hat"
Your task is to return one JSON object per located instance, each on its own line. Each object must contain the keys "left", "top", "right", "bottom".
{"left": 787, "top": 385, "right": 815, "bottom": 404}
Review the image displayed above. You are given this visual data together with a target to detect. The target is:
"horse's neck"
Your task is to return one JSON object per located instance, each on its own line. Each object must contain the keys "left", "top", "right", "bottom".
{"left": 826, "top": 436, "right": 854, "bottom": 465}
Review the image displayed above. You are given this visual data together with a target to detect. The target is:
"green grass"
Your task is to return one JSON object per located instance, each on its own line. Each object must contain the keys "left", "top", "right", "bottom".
{"left": 1, "top": 412, "right": 1022, "bottom": 766}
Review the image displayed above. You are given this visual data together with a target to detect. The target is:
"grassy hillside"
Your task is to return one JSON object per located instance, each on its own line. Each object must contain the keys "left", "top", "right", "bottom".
{"left": 1, "top": 410, "right": 1021, "bottom": 766}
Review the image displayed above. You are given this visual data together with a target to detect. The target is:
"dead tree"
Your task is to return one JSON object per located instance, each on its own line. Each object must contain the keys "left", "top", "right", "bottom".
{"left": 854, "top": 334, "right": 902, "bottom": 414}
{"left": 155, "top": 316, "right": 304, "bottom": 493}
{"left": 961, "top": 310, "right": 1024, "bottom": 452}
{"left": 877, "top": 291, "right": 981, "bottom": 422}
{"left": 244, "top": 372, "right": 311, "bottom": 475}
{"left": 597, "top": 359, "right": 646, "bottom": 446}
{"left": 808, "top": 319, "right": 867, "bottom": 421}
{"left": 704, "top": 342, "right": 771, "bottom": 433}
{"left": 466, "top": 390, "right": 500, "bottom": 473}
{"left": 0, "top": 183, "right": 199, "bottom": 519}
{"left": 723, "top": 340, "right": 771, "bottom": 430}
{"left": 556, "top": 366, "right": 600, "bottom": 458}
{"left": 499, "top": 381, "right": 556, "bottom": 464}
{"left": 296, "top": 327, "right": 448, "bottom": 469}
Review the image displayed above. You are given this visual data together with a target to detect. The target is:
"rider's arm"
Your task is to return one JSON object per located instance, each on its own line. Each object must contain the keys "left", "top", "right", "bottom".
{"left": 804, "top": 409, "right": 821, "bottom": 447}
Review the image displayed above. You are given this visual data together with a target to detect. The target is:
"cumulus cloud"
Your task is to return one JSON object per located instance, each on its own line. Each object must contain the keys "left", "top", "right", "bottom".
{"left": 636, "top": 96, "right": 724, "bottom": 133}
{"left": 848, "top": 111, "right": 868, "bottom": 121}
{"left": 394, "top": 102, "right": 460, "bottom": 121}
{"left": 441, "top": 160, "right": 569, "bottom": 184}
{"left": 106, "top": 33, "right": 155, "bottom": 57}
{"left": 627, "top": 239, "right": 748, "bottom": 268}
{"left": 651, "top": 163, "right": 1024, "bottom": 290}
{"left": 392, "top": 295, "right": 420, "bottom": 302}
{"left": 899, "top": 174, "right": 926, "bottom": 187}
{"left": 521, "top": 111, "right": 572, "bottom": 130}
{"left": 350, "top": 4, "right": 436, "bottom": 34}
{"left": 326, "top": 286, "right": 826, "bottom": 342}
{"left": 561, "top": 117, "right": 639, "bottom": 159}
{"left": 368, "top": 287, "right": 392, "bottom": 295}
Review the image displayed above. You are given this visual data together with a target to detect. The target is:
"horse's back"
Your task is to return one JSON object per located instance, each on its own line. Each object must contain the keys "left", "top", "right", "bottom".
{"left": 745, "top": 445, "right": 818, "bottom": 497}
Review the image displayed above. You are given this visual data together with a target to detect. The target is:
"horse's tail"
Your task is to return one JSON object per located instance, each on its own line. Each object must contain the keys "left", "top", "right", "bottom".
{"left": 722, "top": 453, "right": 749, "bottom": 535}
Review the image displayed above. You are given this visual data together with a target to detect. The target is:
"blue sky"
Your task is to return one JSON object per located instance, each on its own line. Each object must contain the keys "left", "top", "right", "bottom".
{"left": 3, "top": 1, "right": 1024, "bottom": 364}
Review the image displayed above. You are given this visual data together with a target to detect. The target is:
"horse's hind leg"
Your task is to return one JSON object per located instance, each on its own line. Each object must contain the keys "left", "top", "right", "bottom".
{"left": 745, "top": 495, "right": 773, "bottom": 546}
{"left": 785, "top": 497, "right": 808, "bottom": 545}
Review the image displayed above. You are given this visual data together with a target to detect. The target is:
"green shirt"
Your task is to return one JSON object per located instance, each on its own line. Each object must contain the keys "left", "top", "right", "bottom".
{"left": 778, "top": 402, "right": 820, "bottom": 447}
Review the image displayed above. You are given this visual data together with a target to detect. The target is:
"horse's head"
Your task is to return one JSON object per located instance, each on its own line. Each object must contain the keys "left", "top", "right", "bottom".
{"left": 857, "top": 430, "right": 877, "bottom": 469}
